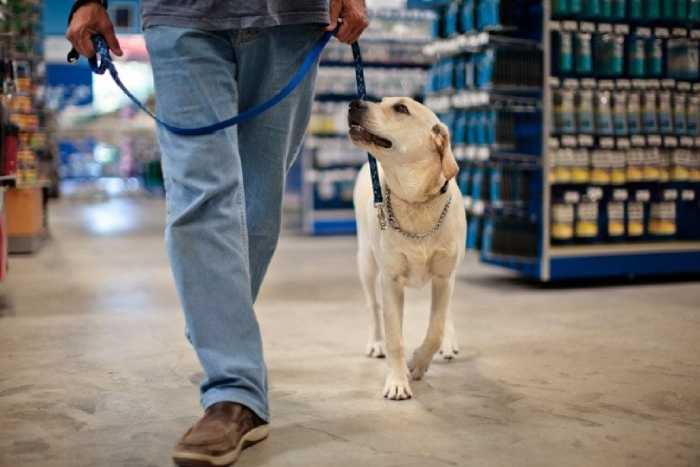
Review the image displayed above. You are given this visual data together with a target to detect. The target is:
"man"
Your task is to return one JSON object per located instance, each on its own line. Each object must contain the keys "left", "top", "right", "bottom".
{"left": 66, "top": 1, "right": 368, "bottom": 465}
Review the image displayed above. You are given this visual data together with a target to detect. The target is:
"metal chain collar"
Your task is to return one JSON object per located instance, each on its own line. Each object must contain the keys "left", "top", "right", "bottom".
{"left": 382, "top": 186, "right": 453, "bottom": 240}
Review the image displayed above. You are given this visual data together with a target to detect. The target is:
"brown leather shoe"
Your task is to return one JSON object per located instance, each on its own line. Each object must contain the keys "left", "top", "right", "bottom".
{"left": 172, "top": 402, "right": 269, "bottom": 467}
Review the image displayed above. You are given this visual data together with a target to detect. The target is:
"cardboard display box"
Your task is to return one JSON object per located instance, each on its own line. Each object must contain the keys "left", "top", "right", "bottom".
{"left": 5, "top": 187, "right": 44, "bottom": 254}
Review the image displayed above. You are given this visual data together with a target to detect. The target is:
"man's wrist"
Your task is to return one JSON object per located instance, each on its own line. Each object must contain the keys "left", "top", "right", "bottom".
{"left": 67, "top": 0, "right": 109, "bottom": 25}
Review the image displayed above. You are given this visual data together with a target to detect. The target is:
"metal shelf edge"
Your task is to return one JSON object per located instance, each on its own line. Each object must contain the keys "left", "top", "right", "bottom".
{"left": 550, "top": 241, "right": 700, "bottom": 257}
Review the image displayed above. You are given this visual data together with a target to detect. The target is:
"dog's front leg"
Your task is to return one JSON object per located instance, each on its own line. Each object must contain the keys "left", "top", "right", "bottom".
{"left": 409, "top": 275, "right": 454, "bottom": 380}
{"left": 381, "top": 274, "right": 412, "bottom": 400}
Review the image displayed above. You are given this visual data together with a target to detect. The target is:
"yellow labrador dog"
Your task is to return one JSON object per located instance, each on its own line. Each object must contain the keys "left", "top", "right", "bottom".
{"left": 349, "top": 98, "right": 466, "bottom": 400}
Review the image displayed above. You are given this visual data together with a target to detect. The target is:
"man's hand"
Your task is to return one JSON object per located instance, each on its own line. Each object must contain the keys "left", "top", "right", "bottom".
{"left": 326, "top": 0, "right": 369, "bottom": 44}
{"left": 66, "top": 1, "right": 123, "bottom": 58}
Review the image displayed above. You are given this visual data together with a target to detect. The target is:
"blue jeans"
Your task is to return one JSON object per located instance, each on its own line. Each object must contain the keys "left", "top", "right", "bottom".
{"left": 144, "top": 24, "right": 321, "bottom": 422}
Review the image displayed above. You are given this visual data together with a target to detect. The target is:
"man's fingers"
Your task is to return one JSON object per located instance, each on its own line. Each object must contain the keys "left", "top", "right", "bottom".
{"left": 77, "top": 30, "right": 96, "bottom": 58}
{"left": 102, "top": 23, "right": 123, "bottom": 56}
{"left": 335, "top": 21, "right": 353, "bottom": 43}
{"left": 335, "top": 13, "right": 368, "bottom": 43}
{"left": 326, "top": 0, "right": 342, "bottom": 31}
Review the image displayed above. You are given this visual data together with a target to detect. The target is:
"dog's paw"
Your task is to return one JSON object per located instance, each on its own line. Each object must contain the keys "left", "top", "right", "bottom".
{"left": 408, "top": 351, "right": 431, "bottom": 381}
{"left": 439, "top": 336, "right": 459, "bottom": 361}
{"left": 366, "top": 340, "right": 386, "bottom": 358}
{"left": 383, "top": 374, "right": 413, "bottom": 400}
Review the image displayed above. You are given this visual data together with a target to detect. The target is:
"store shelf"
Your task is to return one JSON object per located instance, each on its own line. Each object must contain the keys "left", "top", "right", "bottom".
{"left": 0, "top": 175, "right": 17, "bottom": 187}
{"left": 549, "top": 241, "right": 700, "bottom": 257}
{"left": 424, "top": 32, "right": 542, "bottom": 58}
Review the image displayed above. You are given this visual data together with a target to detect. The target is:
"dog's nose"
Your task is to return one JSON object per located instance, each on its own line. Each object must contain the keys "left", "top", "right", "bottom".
{"left": 349, "top": 100, "right": 367, "bottom": 111}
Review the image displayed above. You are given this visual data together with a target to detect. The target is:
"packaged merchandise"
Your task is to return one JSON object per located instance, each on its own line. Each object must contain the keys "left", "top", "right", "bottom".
{"left": 591, "top": 148, "right": 613, "bottom": 184}
{"left": 612, "top": 91, "right": 627, "bottom": 135}
{"left": 552, "top": 190, "right": 579, "bottom": 244}
{"left": 627, "top": 144, "right": 645, "bottom": 181}
{"left": 577, "top": 88, "right": 595, "bottom": 133}
{"left": 674, "top": 93, "right": 687, "bottom": 136}
{"left": 612, "top": 0, "right": 627, "bottom": 18}
{"left": 627, "top": 31, "right": 647, "bottom": 78}
{"left": 687, "top": 95, "right": 700, "bottom": 135}
{"left": 627, "top": 199, "right": 646, "bottom": 239}
{"left": 575, "top": 188, "right": 601, "bottom": 241}
{"left": 649, "top": 189, "right": 677, "bottom": 237}
{"left": 642, "top": 91, "right": 658, "bottom": 134}
{"left": 666, "top": 37, "right": 700, "bottom": 81}
{"left": 575, "top": 28, "right": 594, "bottom": 75}
{"left": 606, "top": 188, "right": 628, "bottom": 239}
{"left": 552, "top": 24, "right": 574, "bottom": 75}
{"left": 658, "top": 91, "right": 673, "bottom": 135}
{"left": 595, "top": 90, "right": 614, "bottom": 135}
{"left": 572, "top": 148, "right": 592, "bottom": 183}
{"left": 627, "top": 91, "right": 642, "bottom": 134}
{"left": 646, "top": 35, "right": 664, "bottom": 77}
{"left": 594, "top": 25, "right": 624, "bottom": 77}
{"left": 460, "top": 0, "right": 475, "bottom": 32}
{"left": 554, "top": 87, "right": 577, "bottom": 133}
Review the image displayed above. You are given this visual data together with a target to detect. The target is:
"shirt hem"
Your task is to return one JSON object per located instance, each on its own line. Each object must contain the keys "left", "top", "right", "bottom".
{"left": 142, "top": 11, "right": 330, "bottom": 31}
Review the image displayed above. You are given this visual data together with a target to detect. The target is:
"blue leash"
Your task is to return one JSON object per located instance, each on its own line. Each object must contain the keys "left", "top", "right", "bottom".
{"left": 350, "top": 42, "right": 383, "bottom": 207}
{"left": 84, "top": 30, "right": 384, "bottom": 206}
{"left": 87, "top": 31, "right": 333, "bottom": 136}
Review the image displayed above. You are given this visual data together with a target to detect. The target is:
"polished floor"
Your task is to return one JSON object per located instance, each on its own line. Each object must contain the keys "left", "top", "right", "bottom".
{"left": 1, "top": 195, "right": 699, "bottom": 467}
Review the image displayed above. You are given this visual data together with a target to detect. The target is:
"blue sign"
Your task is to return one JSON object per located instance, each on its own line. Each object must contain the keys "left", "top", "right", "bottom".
{"left": 45, "top": 64, "right": 93, "bottom": 110}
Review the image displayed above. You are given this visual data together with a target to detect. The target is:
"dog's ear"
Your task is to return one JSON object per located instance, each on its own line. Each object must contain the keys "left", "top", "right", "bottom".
{"left": 431, "top": 123, "right": 459, "bottom": 180}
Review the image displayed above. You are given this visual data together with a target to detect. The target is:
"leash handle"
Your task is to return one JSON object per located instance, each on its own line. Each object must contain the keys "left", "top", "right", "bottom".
{"left": 351, "top": 42, "right": 384, "bottom": 207}
{"left": 89, "top": 35, "right": 111, "bottom": 75}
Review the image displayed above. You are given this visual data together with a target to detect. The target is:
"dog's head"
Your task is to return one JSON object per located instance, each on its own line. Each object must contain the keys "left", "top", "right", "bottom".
{"left": 347, "top": 97, "right": 458, "bottom": 181}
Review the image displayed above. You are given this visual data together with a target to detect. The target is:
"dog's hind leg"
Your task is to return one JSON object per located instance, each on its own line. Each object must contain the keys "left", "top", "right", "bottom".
{"left": 409, "top": 274, "right": 455, "bottom": 380}
{"left": 358, "top": 249, "right": 384, "bottom": 358}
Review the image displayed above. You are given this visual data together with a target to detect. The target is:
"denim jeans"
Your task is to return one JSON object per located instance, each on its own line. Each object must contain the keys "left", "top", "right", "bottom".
{"left": 144, "top": 24, "right": 321, "bottom": 422}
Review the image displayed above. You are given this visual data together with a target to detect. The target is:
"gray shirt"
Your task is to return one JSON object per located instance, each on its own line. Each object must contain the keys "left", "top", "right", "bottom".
{"left": 141, "top": 1, "right": 330, "bottom": 30}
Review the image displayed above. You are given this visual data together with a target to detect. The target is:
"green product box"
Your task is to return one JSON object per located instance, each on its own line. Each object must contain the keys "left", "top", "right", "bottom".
{"left": 646, "top": 37, "right": 664, "bottom": 76}
{"left": 575, "top": 32, "right": 594, "bottom": 75}
{"left": 595, "top": 32, "right": 624, "bottom": 76}
{"left": 661, "top": 0, "right": 674, "bottom": 19}
{"left": 600, "top": 0, "right": 613, "bottom": 17}
{"left": 612, "top": 0, "right": 627, "bottom": 18}
{"left": 676, "top": 0, "right": 688, "bottom": 19}
{"left": 690, "top": 0, "right": 700, "bottom": 21}
{"left": 571, "top": 0, "right": 584, "bottom": 13}
{"left": 552, "top": 0, "right": 570, "bottom": 16}
{"left": 628, "top": 36, "right": 646, "bottom": 77}
{"left": 644, "top": 0, "right": 661, "bottom": 20}
{"left": 584, "top": 0, "right": 602, "bottom": 17}
{"left": 629, "top": 0, "right": 643, "bottom": 20}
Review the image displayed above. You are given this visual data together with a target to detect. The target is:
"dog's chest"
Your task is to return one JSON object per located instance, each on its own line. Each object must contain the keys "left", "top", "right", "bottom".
{"left": 383, "top": 240, "right": 448, "bottom": 288}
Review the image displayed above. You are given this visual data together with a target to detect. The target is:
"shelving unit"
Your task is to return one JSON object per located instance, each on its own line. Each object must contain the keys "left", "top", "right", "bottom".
{"left": 1, "top": 0, "right": 54, "bottom": 255}
{"left": 301, "top": 9, "right": 436, "bottom": 235}
{"left": 415, "top": 0, "right": 700, "bottom": 280}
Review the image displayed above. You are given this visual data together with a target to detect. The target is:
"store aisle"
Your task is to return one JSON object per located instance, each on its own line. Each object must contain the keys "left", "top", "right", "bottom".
{"left": 1, "top": 196, "right": 699, "bottom": 467}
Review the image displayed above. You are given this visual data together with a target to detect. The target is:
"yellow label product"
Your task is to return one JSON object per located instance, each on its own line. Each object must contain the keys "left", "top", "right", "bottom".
{"left": 607, "top": 201, "right": 625, "bottom": 237}
{"left": 552, "top": 203, "right": 575, "bottom": 240}
{"left": 575, "top": 201, "right": 598, "bottom": 238}
{"left": 627, "top": 201, "right": 645, "bottom": 237}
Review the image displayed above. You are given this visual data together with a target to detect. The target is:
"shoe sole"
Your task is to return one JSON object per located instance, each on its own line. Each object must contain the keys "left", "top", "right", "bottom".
{"left": 172, "top": 425, "right": 269, "bottom": 467}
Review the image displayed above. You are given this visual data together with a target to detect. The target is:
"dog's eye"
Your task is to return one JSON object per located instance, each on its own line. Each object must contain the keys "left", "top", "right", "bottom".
{"left": 393, "top": 103, "right": 410, "bottom": 115}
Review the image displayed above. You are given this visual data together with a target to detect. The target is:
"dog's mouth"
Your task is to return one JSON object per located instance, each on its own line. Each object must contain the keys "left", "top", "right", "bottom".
{"left": 349, "top": 124, "right": 393, "bottom": 149}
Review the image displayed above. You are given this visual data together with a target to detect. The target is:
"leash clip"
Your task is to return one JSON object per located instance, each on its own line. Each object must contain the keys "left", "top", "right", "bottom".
{"left": 375, "top": 202, "right": 387, "bottom": 231}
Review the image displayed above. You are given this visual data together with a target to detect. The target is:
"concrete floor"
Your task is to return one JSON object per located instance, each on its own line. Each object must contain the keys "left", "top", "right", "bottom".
{"left": 1, "top": 195, "right": 699, "bottom": 467}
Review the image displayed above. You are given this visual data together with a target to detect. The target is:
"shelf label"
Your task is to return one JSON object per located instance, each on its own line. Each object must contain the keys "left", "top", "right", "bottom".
{"left": 636, "top": 190, "right": 651, "bottom": 202}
